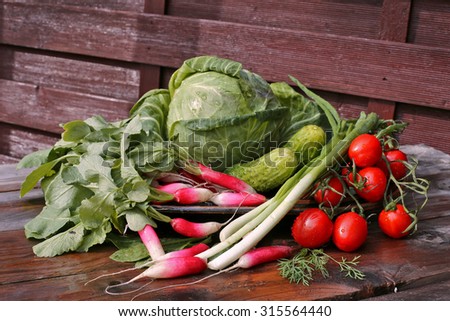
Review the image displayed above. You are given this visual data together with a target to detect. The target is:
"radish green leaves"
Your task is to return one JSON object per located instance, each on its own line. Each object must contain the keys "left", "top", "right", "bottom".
{"left": 18, "top": 90, "right": 174, "bottom": 257}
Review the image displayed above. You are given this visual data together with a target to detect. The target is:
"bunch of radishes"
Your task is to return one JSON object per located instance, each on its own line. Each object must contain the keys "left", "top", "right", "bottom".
{"left": 152, "top": 162, "right": 267, "bottom": 207}
{"left": 104, "top": 222, "right": 295, "bottom": 297}
{"left": 97, "top": 162, "right": 298, "bottom": 297}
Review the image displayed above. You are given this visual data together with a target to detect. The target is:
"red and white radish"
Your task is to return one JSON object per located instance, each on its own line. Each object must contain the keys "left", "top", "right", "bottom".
{"left": 179, "top": 169, "right": 214, "bottom": 187}
{"left": 133, "top": 256, "right": 207, "bottom": 281}
{"left": 85, "top": 243, "right": 210, "bottom": 286}
{"left": 210, "top": 191, "right": 266, "bottom": 207}
{"left": 173, "top": 187, "right": 214, "bottom": 204}
{"left": 105, "top": 256, "right": 207, "bottom": 295}
{"left": 157, "top": 182, "right": 191, "bottom": 194}
{"left": 129, "top": 245, "right": 294, "bottom": 299}
{"left": 231, "top": 245, "right": 294, "bottom": 269}
{"left": 161, "top": 243, "right": 210, "bottom": 259}
{"left": 197, "top": 163, "right": 256, "bottom": 194}
{"left": 170, "top": 218, "right": 223, "bottom": 238}
{"left": 153, "top": 182, "right": 192, "bottom": 204}
{"left": 138, "top": 224, "right": 165, "bottom": 260}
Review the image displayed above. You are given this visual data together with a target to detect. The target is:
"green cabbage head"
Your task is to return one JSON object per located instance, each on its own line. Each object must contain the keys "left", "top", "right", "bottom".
{"left": 166, "top": 56, "right": 289, "bottom": 171}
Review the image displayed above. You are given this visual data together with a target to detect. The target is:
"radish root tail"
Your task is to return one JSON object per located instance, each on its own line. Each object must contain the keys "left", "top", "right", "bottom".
{"left": 131, "top": 265, "right": 239, "bottom": 300}
{"left": 84, "top": 266, "right": 141, "bottom": 286}
{"left": 105, "top": 279, "right": 154, "bottom": 296}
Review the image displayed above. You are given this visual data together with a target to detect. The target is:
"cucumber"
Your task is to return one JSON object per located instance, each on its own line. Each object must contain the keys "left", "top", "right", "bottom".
{"left": 286, "top": 124, "right": 326, "bottom": 165}
{"left": 225, "top": 125, "right": 326, "bottom": 193}
{"left": 225, "top": 147, "right": 298, "bottom": 193}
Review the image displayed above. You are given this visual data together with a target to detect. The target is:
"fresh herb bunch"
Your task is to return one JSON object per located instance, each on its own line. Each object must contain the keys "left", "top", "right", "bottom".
{"left": 277, "top": 248, "right": 365, "bottom": 286}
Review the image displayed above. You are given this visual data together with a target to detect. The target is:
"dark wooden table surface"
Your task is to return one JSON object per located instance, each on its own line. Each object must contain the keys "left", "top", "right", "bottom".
{"left": 1, "top": 145, "right": 449, "bottom": 301}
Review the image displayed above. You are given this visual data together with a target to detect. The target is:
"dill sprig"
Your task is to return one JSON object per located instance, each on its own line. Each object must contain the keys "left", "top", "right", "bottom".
{"left": 277, "top": 248, "right": 365, "bottom": 285}
{"left": 328, "top": 255, "right": 365, "bottom": 280}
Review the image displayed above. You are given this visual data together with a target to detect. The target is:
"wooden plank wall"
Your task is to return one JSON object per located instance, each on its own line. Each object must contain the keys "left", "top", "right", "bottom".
{"left": 0, "top": 0, "right": 449, "bottom": 164}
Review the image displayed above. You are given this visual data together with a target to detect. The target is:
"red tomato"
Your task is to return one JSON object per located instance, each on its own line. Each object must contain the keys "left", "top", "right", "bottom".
{"left": 348, "top": 134, "right": 382, "bottom": 168}
{"left": 291, "top": 208, "right": 333, "bottom": 249}
{"left": 376, "top": 149, "right": 408, "bottom": 180}
{"left": 385, "top": 150, "right": 408, "bottom": 180}
{"left": 341, "top": 166, "right": 355, "bottom": 186}
{"left": 375, "top": 158, "right": 389, "bottom": 178}
{"left": 332, "top": 212, "right": 367, "bottom": 252}
{"left": 378, "top": 204, "right": 413, "bottom": 238}
{"left": 355, "top": 167, "right": 387, "bottom": 203}
{"left": 314, "top": 177, "right": 345, "bottom": 207}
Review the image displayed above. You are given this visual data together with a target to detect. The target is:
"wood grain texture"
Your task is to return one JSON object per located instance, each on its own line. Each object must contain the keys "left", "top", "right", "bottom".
{"left": 167, "top": 0, "right": 383, "bottom": 38}
{"left": 367, "top": 99, "right": 396, "bottom": 120}
{"left": 365, "top": 278, "right": 450, "bottom": 301}
{"left": 144, "top": 0, "right": 165, "bottom": 14}
{"left": 367, "top": 0, "right": 412, "bottom": 120}
{"left": 0, "top": 79, "right": 133, "bottom": 133}
{"left": 1, "top": 1, "right": 450, "bottom": 159}
{"left": 0, "top": 45, "right": 141, "bottom": 101}
{"left": 408, "top": 0, "right": 450, "bottom": 48}
{"left": 0, "top": 154, "right": 19, "bottom": 165}
{"left": 0, "top": 146, "right": 449, "bottom": 300}
{"left": 379, "top": 0, "right": 411, "bottom": 42}
{"left": 397, "top": 104, "right": 450, "bottom": 155}
{"left": 1, "top": 3, "right": 449, "bottom": 110}
{"left": 138, "top": 0, "right": 166, "bottom": 95}
{"left": 0, "top": 208, "right": 448, "bottom": 301}
{"left": 3, "top": 0, "right": 146, "bottom": 12}
{"left": 0, "top": 123, "right": 59, "bottom": 160}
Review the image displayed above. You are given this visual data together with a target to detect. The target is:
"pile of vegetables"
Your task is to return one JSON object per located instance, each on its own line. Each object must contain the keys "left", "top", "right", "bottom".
{"left": 18, "top": 56, "right": 429, "bottom": 292}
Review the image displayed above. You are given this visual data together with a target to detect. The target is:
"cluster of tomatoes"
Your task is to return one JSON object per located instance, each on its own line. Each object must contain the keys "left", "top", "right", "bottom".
{"left": 291, "top": 133, "right": 414, "bottom": 253}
